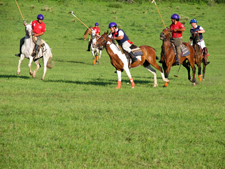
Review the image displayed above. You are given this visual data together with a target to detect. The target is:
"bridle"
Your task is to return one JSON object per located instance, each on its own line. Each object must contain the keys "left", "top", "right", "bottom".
{"left": 161, "top": 30, "right": 173, "bottom": 57}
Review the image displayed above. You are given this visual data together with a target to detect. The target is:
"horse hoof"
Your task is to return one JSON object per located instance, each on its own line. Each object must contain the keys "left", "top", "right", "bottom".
{"left": 17, "top": 72, "right": 20, "bottom": 75}
{"left": 203, "top": 79, "right": 205, "bottom": 81}
{"left": 192, "top": 83, "right": 196, "bottom": 86}
{"left": 164, "top": 78, "right": 169, "bottom": 83}
{"left": 41, "top": 78, "right": 44, "bottom": 80}
{"left": 153, "top": 84, "right": 158, "bottom": 87}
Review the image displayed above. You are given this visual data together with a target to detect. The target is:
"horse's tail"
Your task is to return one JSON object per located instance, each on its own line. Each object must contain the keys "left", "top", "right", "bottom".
{"left": 47, "top": 54, "right": 54, "bottom": 69}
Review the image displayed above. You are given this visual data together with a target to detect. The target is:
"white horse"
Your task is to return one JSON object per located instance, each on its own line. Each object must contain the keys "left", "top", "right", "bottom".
{"left": 17, "top": 22, "right": 53, "bottom": 80}
{"left": 91, "top": 29, "right": 102, "bottom": 65}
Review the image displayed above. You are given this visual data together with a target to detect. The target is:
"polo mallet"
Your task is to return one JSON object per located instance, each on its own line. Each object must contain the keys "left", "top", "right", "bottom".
{"left": 69, "top": 11, "right": 91, "bottom": 31}
{"left": 15, "top": 0, "right": 25, "bottom": 22}
{"left": 152, "top": 0, "right": 166, "bottom": 28}
{"left": 174, "top": 64, "right": 181, "bottom": 77}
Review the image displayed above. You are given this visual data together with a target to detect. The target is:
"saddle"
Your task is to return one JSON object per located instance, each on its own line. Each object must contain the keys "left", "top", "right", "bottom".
{"left": 171, "top": 43, "right": 190, "bottom": 57}
{"left": 32, "top": 40, "right": 46, "bottom": 60}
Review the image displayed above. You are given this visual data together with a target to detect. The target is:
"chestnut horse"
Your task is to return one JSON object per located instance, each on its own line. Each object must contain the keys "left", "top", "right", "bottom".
{"left": 94, "top": 31, "right": 169, "bottom": 89}
{"left": 83, "top": 27, "right": 92, "bottom": 41}
{"left": 191, "top": 32, "right": 208, "bottom": 81}
{"left": 160, "top": 28, "right": 196, "bottom": 86}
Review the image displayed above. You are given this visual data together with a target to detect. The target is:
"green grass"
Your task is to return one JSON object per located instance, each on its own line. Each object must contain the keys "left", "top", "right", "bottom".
{"left": 0, "top": 0, "right": 225, "bottom": 168}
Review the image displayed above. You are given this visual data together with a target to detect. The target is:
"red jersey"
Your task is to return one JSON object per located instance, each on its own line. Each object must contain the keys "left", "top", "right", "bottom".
{"left": 32, "top": 20, "right": 46, "bottom": 34}
{"left": 170, "top": 21, "right": 185, "bottom": 38}
{"left": 92, "top": 27, "right": 100, "bottom": 34}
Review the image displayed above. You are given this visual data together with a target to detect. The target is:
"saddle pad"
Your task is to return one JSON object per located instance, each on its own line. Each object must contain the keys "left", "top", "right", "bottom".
{"left": 181, "top": 44, "right": 190, "bottom": 56}
{"left": 172, "top": 43, "right": 190, "bottom": 57}
{"left": 132, "top": 48, "right": 143, "bottom": 56}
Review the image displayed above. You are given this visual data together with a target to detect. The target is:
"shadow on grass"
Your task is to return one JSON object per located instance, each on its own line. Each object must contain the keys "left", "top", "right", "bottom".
{"left": 54, "top": 59, "right": 89, "bottom": 65}
{"left": 0, "top": 75, "right": 30, "bottom": 79}
{"left": 45, "top": 79, "right": 114, "bottom": 86}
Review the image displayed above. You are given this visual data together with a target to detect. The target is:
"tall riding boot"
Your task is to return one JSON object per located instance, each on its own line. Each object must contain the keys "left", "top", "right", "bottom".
{"left": 87, "top": 40, "right": 92, "bottom": 51}
{"left": 175, "top": 53, "right": 181, "bottom": 65}
{"left": 203, "top": 47, "right": 210, "bottom": 65}
{"left": 32, "top": 44, "right": 39, "bottom": 57}
{"left": 129, "top": 51, "right": 137, "bottom": 62}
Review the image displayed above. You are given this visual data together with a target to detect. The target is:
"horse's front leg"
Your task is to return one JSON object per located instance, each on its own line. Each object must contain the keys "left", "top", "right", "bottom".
{"left": 123, "top": 67, "right": 135, "bottom": 88}
{"left": 32, "top": 60, "right": 41, "bottom": 78}
{"left": 116, "top": 70, "right": 122, "bottom": 89}
{"left": 17, "top": 54, "right": 25, "bottom": 74}
{"left": 91, "top": 49, "right": 95, "bottom": 65}
{"left": 28, "top": 56, "right": 34, "bottom": 76}
{"left": 162, "top": 62, "right": 171, "bottom": 87}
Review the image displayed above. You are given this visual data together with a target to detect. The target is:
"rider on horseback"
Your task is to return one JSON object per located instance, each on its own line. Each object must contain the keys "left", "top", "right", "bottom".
{"left": 108, "top": 22, "right": 137, "bottom": 63}
{"left": 87, "top": 22, "right": 100, "bottom": 51}
{"left": 15, "top": 14, "right": 46, "bottom": 60}
{"left": 170, "top": 14, "right": 185, "bottom": 65}
{"left": 188, "top": 19, "right": 210, "bottom": 65}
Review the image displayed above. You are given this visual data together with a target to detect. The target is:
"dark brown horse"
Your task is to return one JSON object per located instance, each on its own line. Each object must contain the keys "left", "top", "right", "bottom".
{"left": 160, "top": 27, "right": 196, "bottom": 86}
{"left": 83, "top": 27, "right": 92, "bottom": 41}
{"left": 191, "top": 32, "right": 208, "bottom": 81}
{"left": 94, "top": 31, "right": 169, "bottom": 89}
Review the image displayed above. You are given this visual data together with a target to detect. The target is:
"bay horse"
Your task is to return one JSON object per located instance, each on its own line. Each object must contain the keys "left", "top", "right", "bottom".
{"left": 90, "top": 29, "right": 102, "bottom": 65}
{"left": 17, "top": 22, "right": 53, "bottom": 80}
{"left": 191, "top": 31, "right": 208, "bottom": 81}
{"left": 83, "top": 27, "right": 92, "bottom": 41}
{"left": 94, "top": 31, "right": 169, "bottom": 89}
{"left": 160, "top": 27, "right": 196, "bottom": 86}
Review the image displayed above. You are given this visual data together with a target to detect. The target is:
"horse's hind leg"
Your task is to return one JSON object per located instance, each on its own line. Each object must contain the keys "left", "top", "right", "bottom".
{"left": 203, "top": 62, "right": 206, "bottom": 81}
{"left": 41, "top": 57, "right": 48, "bottom": 80}
{"left": 145, "top": 64, "right": 158, "bottom": 87}
{"left": 182, "top": 61, "right": 191, "bottom": 81}
{"left": 17, "top": 54, "right": 25, "bottom": 74}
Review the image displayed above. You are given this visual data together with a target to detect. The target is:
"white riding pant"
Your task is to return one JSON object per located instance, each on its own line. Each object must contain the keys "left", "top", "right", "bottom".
{"left": 191, "top": 39, "right": 206, "bottom": 49}
{"left": 122, "top": 40, "right": 132, "bottom": 53}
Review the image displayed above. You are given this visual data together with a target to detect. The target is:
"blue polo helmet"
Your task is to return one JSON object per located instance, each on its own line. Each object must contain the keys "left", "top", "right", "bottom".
{"left": 95, "top": 22, "right": 99, "bottom": 26}
{"left": 190, "top": 19, "right": 197, "bottom": 24}
{"left": 37, "top": 14, "right": 44, "bottom": 20}
{"left": 108, "top": 22, "right": 117, "bottom": 28}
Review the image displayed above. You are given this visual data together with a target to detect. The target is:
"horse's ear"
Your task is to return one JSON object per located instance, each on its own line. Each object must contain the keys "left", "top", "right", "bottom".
{"left": 106, "top": 30, "right": 108, "bottom": 34}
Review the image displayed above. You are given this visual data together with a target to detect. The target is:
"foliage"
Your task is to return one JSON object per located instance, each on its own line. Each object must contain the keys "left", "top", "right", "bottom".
{"left": 1, "top": 0, "right": 225, "bottom": 168}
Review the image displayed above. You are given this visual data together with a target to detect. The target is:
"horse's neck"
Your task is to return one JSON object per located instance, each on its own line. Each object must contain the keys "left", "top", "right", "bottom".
{"left": 106, "top": 41, "right": 123, "bottom": 58}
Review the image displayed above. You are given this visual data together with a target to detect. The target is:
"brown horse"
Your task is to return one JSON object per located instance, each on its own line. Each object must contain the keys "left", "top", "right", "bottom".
{"left": 83, "top": 27, "right": 92, "bottom": 41}
{"left": 160, "top": 27, "right": 196, "bottom": 86}
{"left": 94, "top": 31, "right": 169, "bottom": 89}
{"left": 191, "top": 32, "right": 208, "bottom": 81}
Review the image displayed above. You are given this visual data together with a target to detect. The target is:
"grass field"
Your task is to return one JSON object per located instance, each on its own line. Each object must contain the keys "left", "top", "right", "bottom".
{"left": 0, "top": 0, "right": 225, "bottom": 168}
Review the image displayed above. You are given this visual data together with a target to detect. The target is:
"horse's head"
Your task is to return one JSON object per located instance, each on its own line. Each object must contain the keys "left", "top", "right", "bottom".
{"left": 25, "top": 21, "right": 33, "bottom": 37}
{"left": 94, "top": 31, "right": 109, "bottom": 48}
{"left": 91, "top": 29, "right": 96, "bottom": 39}
{"left": 192, "top": 31, "right": 200, "bottom": 44}
{"left": 160, "top": 27, "right": 171, "bottom": 40}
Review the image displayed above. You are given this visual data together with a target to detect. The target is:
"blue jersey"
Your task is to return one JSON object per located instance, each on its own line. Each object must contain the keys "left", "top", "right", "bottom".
{"left": 190, "top": 25, "right": 203, "bottom": 40}
{"left": 112, "top": 29, "right": 129, "bottom": 45}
